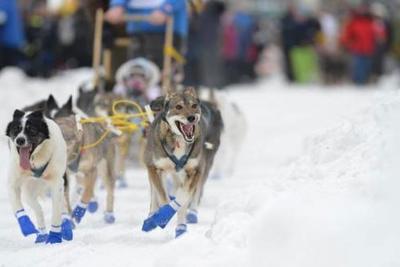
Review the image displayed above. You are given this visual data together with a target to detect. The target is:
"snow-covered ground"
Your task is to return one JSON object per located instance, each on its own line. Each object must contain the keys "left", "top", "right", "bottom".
{"left": 0, "top": 68, "right": 399, "bottom": 267}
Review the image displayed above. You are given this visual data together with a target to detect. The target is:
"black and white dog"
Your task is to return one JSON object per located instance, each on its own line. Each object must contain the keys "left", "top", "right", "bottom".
{"left": 6, "top": 109, "right": 73, "bottom": 244}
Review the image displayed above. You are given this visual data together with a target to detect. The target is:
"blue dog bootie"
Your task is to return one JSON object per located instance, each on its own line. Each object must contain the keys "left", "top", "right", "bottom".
{"left": 87, "top": 198, "right": 98, "bottom": 213}
{"left": 186, "top": 209, "right": 198, "bottom": 224}
{"left": 35, "top": 228, "right": 48, "bottom": 243}
{"left": 46, "top": 225, "right": 62, "bottom": 244}
{"left": 15, "top": 209, "right": 38, "bottom": 236}
{"left": 175, "top": 224, "right": 187, "bottom": 238}
{"left": 142, "top": 212, "right": 157, "bottom": 232}
{"left": 142, "top": 200, "right": 182, "bottom": 232}
{"left": 155, "top": 200, "right": 181, "bottom": 228}
{"left": 104, "top": 211, "right": 116, "bottom": 224}
{"left": 61, "top": 214, "right": 73, "bottom": 241}
{"left": 72, "top": 201, "right": 87, "bottom": 224}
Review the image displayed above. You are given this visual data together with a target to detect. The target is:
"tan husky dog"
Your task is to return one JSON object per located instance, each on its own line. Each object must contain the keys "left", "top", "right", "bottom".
{"left": 142, "top": 87, "right": 223, "bottom": 237}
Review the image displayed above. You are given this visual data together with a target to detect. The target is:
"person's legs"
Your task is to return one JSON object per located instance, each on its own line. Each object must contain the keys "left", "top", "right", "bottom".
{"left": 142, "top": 33, "right": 165, "bottom": 69}
{"left": 283, "top": 48, "right": 294, "bottom": 82}
{"left": 128, "top": 34, "right": 146, "bottom": 59}
{"left": 0, "top": 45, "right": 22, "bottom": 69}
{"left": 352, "top": 54, "right": 364, "bottom": 85}
{"left": 0, "top": 45, "right": 5, "bottom": 69}
{"left": 352, "top": 54, "right": 373, "bottom": 85}
{"left": 364, "top": 55, "right": 373, "bottom": 83}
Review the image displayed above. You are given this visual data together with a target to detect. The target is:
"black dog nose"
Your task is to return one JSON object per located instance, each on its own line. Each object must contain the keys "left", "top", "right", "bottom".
{"left": 16, "top": 137, "right": 26, "bottom": 146}
{"left": 187, "top": 116, "right": 196, "bottom": 123}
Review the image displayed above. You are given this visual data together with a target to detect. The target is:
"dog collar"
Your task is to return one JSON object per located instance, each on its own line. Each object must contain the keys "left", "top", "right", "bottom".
{"left": 31, "top": 160, "right": 50, "bottom": 178}
{"left": 161, "top": 139, "right": 196, "bottom": 172}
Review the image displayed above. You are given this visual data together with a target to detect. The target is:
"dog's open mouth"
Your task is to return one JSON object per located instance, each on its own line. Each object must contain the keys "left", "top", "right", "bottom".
{"left": 17, "top": 145, "right": 33, "bottom": 170}
{"left": 175, "top": 121, "right": 195, "bottom": 142}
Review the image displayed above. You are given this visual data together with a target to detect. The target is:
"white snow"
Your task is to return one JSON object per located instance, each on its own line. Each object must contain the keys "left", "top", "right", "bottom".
{"left": 0, "top": 68, "right": 399, "bottom": 267}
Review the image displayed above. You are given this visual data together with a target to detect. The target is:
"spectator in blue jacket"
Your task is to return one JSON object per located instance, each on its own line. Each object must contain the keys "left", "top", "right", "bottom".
{"left": 105, "top": 0, "right": 188, "bottom": 69}
{"left": 0, "top": 0, "right": 25, "bottom": 69}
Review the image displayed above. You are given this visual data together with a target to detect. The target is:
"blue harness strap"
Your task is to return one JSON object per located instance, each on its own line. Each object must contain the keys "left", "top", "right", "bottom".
{"left": 161, "top": 139, "right": 196, "bottom": 172}
{"left": 31, "top": 161, "right": 50, "bottom": 178}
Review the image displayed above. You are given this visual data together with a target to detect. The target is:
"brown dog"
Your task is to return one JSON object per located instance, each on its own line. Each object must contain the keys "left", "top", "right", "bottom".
{"left": 142, "top": 87, "right": 223, "bottom": 237}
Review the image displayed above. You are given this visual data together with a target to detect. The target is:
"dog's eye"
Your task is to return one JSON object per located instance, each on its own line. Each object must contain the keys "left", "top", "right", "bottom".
{"left": 26, "top": 125, "right": 37, "bottom": 134}
{"left": 13, "top": 125, "right": 22, "bottom": 135}
{"left": 176, "top": 105, "right": 183, "bottom": 110}
{"left": 191, "top": 104, "right": 198, "bottom": 109}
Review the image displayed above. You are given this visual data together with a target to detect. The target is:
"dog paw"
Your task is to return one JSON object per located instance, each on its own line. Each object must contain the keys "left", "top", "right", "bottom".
{"left": 16, "top": 210, "right": 38, "bottom": 236}
{"left": 142, "top": 213, "right": 157, "bottom": 232}
{"left": 104, "top": 212, "right": 115, "bottom": 224}
{"left": 175, "top": 224, "right": 187, "bottom": 238}
{"left": 61, "top": 219, "right": 73, "bottom": 241}
{"left": 72, "top": 202, "right": 87, "bottom": 224}
{"left": 46, "top": 231, "right": 62, "bottom": 244}
{"left": 87, "top": 200, "right": 98, "bottom": 213}
{"left": 35, "top": 233, "right": 48, "bottom": 243}
{"left": 153, "top": 201, "right": 180, "bottom": 229}
{"left": 186, "top": 209, "right": 198, "bottom": 224}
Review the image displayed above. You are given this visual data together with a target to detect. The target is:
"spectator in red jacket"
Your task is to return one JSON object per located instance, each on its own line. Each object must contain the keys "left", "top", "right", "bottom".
{"left": 341, "top": 3, "right": 376, "bottom": 85}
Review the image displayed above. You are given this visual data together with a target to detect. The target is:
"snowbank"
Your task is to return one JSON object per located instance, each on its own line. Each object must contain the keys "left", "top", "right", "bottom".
{"left": 210, "top": 83, "right": 400, "bottom": 267}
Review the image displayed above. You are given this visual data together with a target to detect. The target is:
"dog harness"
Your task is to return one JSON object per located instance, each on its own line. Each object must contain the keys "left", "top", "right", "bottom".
{"left": 161, "top": 139, "right": 196, "bottom": 172}
{"left": 31, "top": 160, "right": 50, "bottom": 178}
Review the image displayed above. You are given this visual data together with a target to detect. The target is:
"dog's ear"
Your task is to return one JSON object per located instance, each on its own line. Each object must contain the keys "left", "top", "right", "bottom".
{"left": 29, "top": 110, "right": 44, "bottom": 119}
{"left": 13, "top": 109, "right": 25, "bottom": 120}
{"left": 6, "top": 110, "right": 22, "bottom": 136}
{"left": 150, "top": 96, "right": 165, "bottom": 112}
{"left": 6, "top": 122, "right": 12, "bottom": 137}
{"left": 54, "top": 95, "right": 75, "bottom": 118}
{"left": 64, "top": 95, "right": 73, "bottom": 112}
{"left": 47, "top": 94, "right": 59, "bottom": 110}
{"left": 165, "top": 85, "right": 178, "bottom": 100}
{"left": 184, "top": 87, "right": 198, "bottom": 98}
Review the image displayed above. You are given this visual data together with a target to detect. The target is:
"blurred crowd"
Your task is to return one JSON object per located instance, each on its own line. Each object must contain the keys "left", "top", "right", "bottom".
{"left": 0, "top": 0, "right": 96, "bottom": 77}
{"left": 184, "top": 1, "right": 263, "bottom": 87}
{"left": 279, "top": 1, "right": 400, "bottom": 85}
{"left": 0, "top": 0, "right": 399, "bottom": 86}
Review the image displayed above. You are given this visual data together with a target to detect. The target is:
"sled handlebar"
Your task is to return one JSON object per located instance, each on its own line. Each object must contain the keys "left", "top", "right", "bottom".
{"left": 122, "top": 15, "right": 151, "bottom": 22}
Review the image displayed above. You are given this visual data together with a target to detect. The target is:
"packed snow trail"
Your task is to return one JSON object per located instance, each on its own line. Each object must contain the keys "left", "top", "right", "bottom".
{"left": 0, "top": 68, "right": 399, "bottom": 267}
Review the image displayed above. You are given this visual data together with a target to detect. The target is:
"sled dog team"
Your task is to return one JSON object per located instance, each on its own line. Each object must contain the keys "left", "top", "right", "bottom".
{"left": 5, "top": 84, "right": 240, "bottom": 244}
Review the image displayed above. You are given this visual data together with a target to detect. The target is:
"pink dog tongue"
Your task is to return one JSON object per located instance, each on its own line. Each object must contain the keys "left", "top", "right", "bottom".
{"left": 19, "top": 147, "right": 31, "bottom": 170}
{"left": 182, "top": 124, "right": 194, "bottom": 136}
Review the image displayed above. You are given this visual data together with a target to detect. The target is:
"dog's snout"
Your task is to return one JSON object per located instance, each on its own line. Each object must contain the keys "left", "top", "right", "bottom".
{"left": 16, "top": 137, "right": 26, "bottom": 146}
{"left": 187, "top": 115, "right": 196, "bottom": 123}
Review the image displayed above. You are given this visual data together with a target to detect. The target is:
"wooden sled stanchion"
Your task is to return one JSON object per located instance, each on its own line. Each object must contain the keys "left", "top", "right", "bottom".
{"left": 162, "top": 16, "right": 174, "bottom": 93}
{"left": 92, "top": 8, "right": 104, "bottom": 87}
{"left": 103, "top": 49, "right": 112, "bottom": 81}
